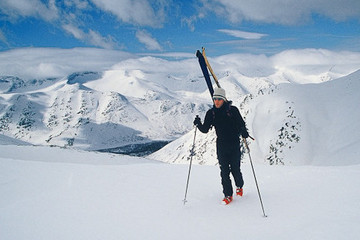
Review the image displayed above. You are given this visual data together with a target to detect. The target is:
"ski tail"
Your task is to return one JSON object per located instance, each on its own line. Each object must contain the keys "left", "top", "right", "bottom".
{"left": 196, "top": 50, "right": 214, "bottom": 97}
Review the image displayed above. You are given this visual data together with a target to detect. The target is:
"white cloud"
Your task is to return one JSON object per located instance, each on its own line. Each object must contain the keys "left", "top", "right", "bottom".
{"left": 181, "top": 15, "right": 198, "bottom": 32}
{"left": 88, "top": 30, "right": 118, "bottom": 49}
{"left": 62, "top": 24, "right": 118, "bottom": 49}
{"left": 266, "top": 48, "right": 360, "bottom": 81}
{"left": 218, "top": 29, "right": 267, "bottom": 40}
{"left": 0, "top": 0, "right": 59, "bottom": 21}
{"left": 63, "top": 24, "right": 85, "bottom": 40}
{"left": 90, "top": 0, "right": 167, "bottom": 27}
{"left": 64, "top": 0, "right": 89, "bottom": 10}
{"left": 0, "top": 0, "right": 123, "bottom": 50}
{"left": 0, "top": 48, "right": 135, "bottom": 79}
{"left": 138, "top": 52, "right": 194, "bottom": 59}
{"left": 136, "top": 30, "right": 162, "bottom": 51}
{"left": 202, "top": 0, "right": 360, "bottom": 25}
{"left": 271, "top": 48, "right": 360, "bottom": 68}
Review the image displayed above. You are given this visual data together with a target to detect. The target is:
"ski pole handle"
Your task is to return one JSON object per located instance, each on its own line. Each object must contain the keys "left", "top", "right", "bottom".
{"left": 193, "top": 115, "right": 200, "bottom": 127}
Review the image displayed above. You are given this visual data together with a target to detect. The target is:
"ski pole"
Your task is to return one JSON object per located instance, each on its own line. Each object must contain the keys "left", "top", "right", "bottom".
{"left": 243, "top": 138, "right": 267, "bottom": 217}
{"left": 183, "top": 125, "right": 197, "bottom": 205}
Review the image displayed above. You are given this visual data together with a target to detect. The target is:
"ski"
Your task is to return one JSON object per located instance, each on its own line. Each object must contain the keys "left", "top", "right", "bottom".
{"left": 201, "top": 47, "right": 221, "bottom": 88}
{"left": 196, "top": 49, "right": 214, "bottom": 97}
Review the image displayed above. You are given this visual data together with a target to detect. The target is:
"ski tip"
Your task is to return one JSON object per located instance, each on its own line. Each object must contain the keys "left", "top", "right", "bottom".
{"left": 195, "top": 50, "right": 202, "bottom": 57}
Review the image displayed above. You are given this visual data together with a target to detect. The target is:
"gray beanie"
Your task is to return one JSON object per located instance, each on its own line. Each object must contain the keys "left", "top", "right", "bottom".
{"left": 213, "top": 87, "right": 227, "bottom": 101}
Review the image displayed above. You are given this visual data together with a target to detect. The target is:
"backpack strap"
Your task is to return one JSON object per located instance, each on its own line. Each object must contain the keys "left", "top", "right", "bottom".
{"left": 226, "top": 103, "right": 232, "bottom": 117}
{"left": 212, "top": 102, "right": 233, "bottom": 121}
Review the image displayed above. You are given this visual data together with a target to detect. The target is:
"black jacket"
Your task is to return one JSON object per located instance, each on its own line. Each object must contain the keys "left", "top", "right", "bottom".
{"left": 197, "top": 102, "right": 248, "bottom": 146}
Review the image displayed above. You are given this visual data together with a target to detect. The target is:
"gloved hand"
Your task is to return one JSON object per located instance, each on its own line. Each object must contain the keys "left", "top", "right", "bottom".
{"left": 193, "top": 115, "right": 201, "bottom": 126}
{"left": 241, "top": 130, "right": 249, "bottom": 138}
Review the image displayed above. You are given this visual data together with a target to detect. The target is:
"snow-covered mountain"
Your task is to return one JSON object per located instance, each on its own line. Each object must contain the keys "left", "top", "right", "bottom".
{"left": 0, "top": 58, "right": 211, "bottom": 150}
{"left": 1, "top": 51, "right": 360, "bottom": 165}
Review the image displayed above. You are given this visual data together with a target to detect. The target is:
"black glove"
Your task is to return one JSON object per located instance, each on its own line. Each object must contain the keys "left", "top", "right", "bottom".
{"left": 241, "top": 130, "right": 249, "bottom": 138}
{"left": 193, "top": 115, "right": 201, "bottom": 126}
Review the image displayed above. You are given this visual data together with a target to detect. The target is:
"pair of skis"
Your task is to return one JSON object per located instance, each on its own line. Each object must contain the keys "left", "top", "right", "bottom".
{"left": 195, "top": 47, "right": 220, "bottom": 98}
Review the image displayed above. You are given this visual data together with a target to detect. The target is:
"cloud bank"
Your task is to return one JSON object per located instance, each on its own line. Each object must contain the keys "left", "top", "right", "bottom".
{"left": 0, "top": 48, "right": 135, "bottom": 79}
{"left": 0, "top": 47, "right": 359, "bottom": 81}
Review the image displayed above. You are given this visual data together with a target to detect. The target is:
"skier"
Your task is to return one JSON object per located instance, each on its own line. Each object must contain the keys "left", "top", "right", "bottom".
{"left": 193, "top": 87, "right": 249, "bottom": 205}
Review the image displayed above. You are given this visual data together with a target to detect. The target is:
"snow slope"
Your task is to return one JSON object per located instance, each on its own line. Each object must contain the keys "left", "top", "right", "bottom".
{"left": 1, "top": 144, "right": 359, "bottom": 240}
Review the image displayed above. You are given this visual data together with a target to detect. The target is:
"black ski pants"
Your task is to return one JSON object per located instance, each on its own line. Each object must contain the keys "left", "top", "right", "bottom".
{"left": 216, "top": 142, "right": 244, "bottom": 197}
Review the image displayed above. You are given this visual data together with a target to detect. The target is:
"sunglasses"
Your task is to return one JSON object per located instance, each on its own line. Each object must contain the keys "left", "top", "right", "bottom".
{"left": 213, "top": 97, "right": 223, "bottom": 101}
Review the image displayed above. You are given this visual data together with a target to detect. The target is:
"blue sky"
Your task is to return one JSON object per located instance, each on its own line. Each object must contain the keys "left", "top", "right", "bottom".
{"left": 0, "top": 0, "right": 360, "bottom": 56}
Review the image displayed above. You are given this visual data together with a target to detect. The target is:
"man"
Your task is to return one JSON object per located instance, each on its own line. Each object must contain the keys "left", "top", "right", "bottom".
{"left": 194, "top": 87, "right": 249, "bottom": 205}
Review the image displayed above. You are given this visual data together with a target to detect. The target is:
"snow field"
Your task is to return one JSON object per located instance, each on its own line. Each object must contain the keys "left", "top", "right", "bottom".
{"left": 1, "top": 145, "right": 359, "bottom": 240}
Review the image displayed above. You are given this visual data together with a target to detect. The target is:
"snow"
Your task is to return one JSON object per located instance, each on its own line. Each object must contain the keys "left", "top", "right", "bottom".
{"left": 1, "top": 47, "right": 360, "bottom": 239}
{"left": 1, "top": 144, "right": 360, "bottom": 240}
